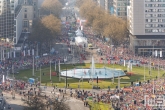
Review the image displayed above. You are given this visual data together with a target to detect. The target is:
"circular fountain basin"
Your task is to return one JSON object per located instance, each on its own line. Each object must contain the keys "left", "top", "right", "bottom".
{"left": 60, "top": 68, "right": 126, "bottom": 79}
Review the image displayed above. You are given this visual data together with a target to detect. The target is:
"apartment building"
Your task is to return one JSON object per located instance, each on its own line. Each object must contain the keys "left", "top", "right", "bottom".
{"left": 22, "top": 0, "right": 38, "bottom": 33}
{"left": 128, "top": 0, "right": 165, "bottom": 56}
{"left": 0, "top": 0, "right": 39, "bottom": 59}
{"left": 105, "top": 0, "right": 113, "bottom": 13}
{"left": 113, "top": 0, "right": 130, "bottom": 18}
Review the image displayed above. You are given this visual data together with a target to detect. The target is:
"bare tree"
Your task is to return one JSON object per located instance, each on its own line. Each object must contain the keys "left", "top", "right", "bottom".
{"left": 41, "top": 0, "right": 62, "bottom": 18}
{"left": 24, "top": 96, "right": 46, "bottom": 110}
{"left": 29, "top": 19, "right": 52, "bottom": 43}
{"left": 46, "top": 93, "right": 70, "bottom": 110}
{"left": 41, "top": 14, "right": 61, "bottom": 37}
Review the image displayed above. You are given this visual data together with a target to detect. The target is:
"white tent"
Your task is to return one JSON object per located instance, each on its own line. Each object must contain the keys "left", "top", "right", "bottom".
{"left": 75, "top": 28, "right": 81, "bottom": 33}
{"left": 75, "top": 36, "right": 87, "bottom": 47}
{"left": 76, "top": 31, "right": 83, "bottom": 37}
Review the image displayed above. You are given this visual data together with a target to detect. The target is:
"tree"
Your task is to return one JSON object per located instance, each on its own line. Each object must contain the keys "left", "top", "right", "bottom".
{"left": 103, "top": 17, "right": 128, "bottom": 46}
{"left": 29, "top": 19, "right": 52, "bottom": 43}
{"left": 24, "top": 96, "right": 46, "bottom": 110}
{"left": 41, "top": 14, "right": 61, "bottom": 37}
{"left": 41, "top": 0, "right": 62, "bottom": 18}
{"left": 47, "top": 98, "right": 70, "bottom": 110}
{"left": 78, "top": 0, "right": 128, "bottom": 46}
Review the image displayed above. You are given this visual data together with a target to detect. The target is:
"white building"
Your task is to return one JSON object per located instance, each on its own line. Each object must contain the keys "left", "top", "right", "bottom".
{"left": 128, "top": 0, "right": 165, "bottom": 56}
{"left": 113, "top": 0, "right": 130, "bottom": 18}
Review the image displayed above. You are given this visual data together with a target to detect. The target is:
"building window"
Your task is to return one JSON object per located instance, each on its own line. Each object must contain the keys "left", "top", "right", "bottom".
{"left": 25, "top": 8, "right": 27, "bottom": 12}
{"left": 24, "top": 14, "right": 27, "bottom": 18}
{"left": 24, "top": 21, "right": 28, "bottom": 27}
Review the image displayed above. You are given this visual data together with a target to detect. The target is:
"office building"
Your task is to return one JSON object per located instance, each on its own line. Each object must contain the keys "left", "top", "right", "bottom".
{"left": 128, "top": 0, "right": 165, "bottom": 56}
{"left": 113, "top": 0, "right": 130, "bottom": 18}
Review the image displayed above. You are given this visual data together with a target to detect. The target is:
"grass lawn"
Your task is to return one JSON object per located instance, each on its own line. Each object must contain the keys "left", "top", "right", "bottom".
{"left": 12, "top": 63, "right": 165, "bottom": 89}
{"left": 88, "top": 101, "right": 112, "bottom": 110}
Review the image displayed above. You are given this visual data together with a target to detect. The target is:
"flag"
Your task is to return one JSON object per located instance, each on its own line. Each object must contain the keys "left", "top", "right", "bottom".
{"left": 7, "top": 52, "right": 9, "bottom": 59}
{"left": 59, "top": 60, "right": 60, "bottom": 73}
{"left": 23, "top": 50, "right": 25, "bottom": 57}
{"left": 28, "top": 50, "right": 30, "bottom": 56}
{"left": 32, "top": 49, "right": 34, "bottom": 56}
{"left": 55, "top": 61, "right": 56, "bottom": 71}
{"left": 14, "top": 51, "right": 15, "bottom": 58}
{"left": 160, "top": 51, "right": 162, "bottom": 57}
{"left": 155, "top": 50, "right": 157, "bottom": 57}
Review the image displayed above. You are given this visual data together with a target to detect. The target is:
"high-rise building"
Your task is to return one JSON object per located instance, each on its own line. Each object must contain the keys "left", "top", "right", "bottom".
{"left": 105, "top": 0, "right": 113, "bottom": 13}
{"left": 113, "top": 0, "right": 130, "bottom": 18}
{"left": 128, "top": 0, "right": 165, "bottom": 56}
{"left": 0, "top": 0, "right": 17, "bottom": 42}
{"left": 0, "top": 0, "right": 39, "bottom": 59}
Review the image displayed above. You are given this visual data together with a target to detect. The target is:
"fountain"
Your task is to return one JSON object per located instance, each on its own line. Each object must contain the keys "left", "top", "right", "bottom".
{"left": 61, "top": 57, "right": 126, "bottom": 79}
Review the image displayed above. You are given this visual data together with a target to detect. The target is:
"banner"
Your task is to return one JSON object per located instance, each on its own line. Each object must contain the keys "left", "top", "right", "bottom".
{"left": 28, "top": 50, "right": 30, "bottom": 56}
{"left": 32, "top": 49, "right": 34, "bottom": 56}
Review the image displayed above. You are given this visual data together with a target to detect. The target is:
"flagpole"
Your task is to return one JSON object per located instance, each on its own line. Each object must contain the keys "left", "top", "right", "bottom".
{"left": 55, "top": 61, "right": 56, "bottom": 71}
{"left": 59, "top": 60, "right": 61, "bottom": 82}
{"left": 40, "top": 64, "right": 41, "bottom": 84}
{"left": 32, "top": 49, "right": 34, "bottom": 76}
{"left": 144, "top": 64, "right": 145, "bottom": 81}
{"left": 153, "top": 78, "right": 154, "bottom": 94}
{"left": 50, "top": 60, "right": 51, "bottom": 80}
{"left": 32, "top": 55, "right": 34, "bottom": 76}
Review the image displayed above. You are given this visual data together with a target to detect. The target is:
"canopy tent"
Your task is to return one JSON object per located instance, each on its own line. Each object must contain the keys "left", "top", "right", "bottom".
{"left": 28, "top": 78, "right": 35, "bottom": 84}
{"left": 75, "top": 28, "right": 81, "bottom": 33}
{"left": 75, "top": 36, "right": 87, "bottom": 47}
{"left": 76, "top": 32, "right": 83, "bottom": 37}
{"left": 75, "top": 28, "right": 83, "bottom": 37}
